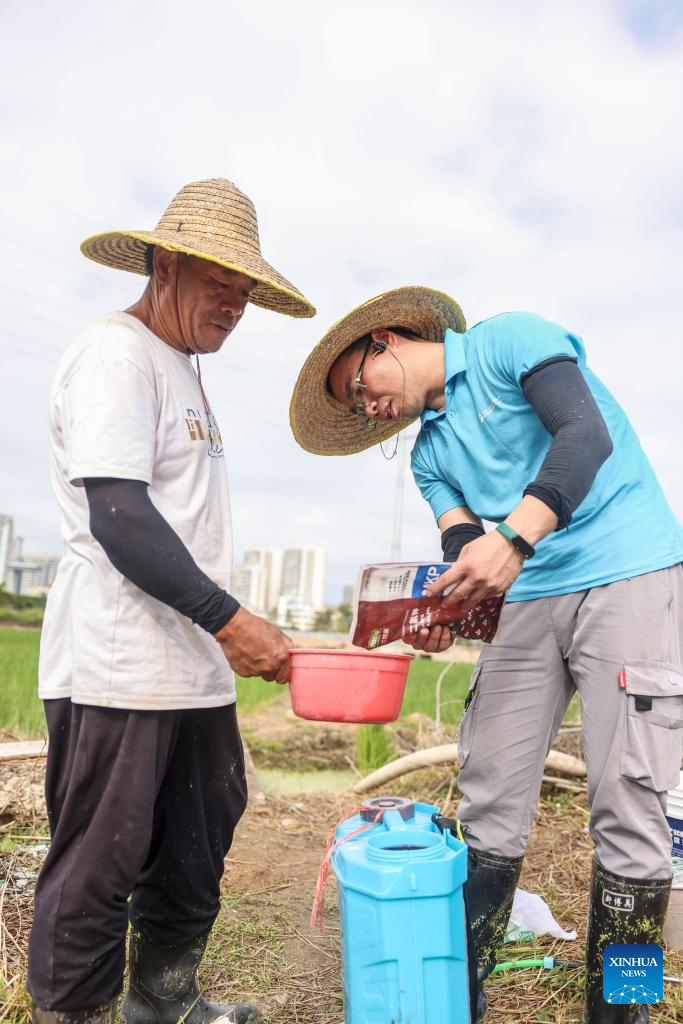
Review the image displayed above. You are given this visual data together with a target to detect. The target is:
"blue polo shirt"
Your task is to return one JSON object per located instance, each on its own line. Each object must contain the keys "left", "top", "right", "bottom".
{"left": 411, "top": 312, "right": 683, "bottom": 601}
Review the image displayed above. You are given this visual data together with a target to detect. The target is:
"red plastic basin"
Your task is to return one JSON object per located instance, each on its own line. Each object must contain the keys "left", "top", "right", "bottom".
{"left": 288, "top": 649, "right": 413, "bottom": 724}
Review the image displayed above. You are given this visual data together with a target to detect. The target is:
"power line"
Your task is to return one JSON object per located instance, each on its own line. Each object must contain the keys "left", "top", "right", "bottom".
{"left": 0, "top": 257, "right": 141, "bottom": 320}
{"left": 0, "top": 339, "right": 59, "bottom": 364}
{"left": 0, "top": 338, "right": 285, "bottom": 428}
{"left": 0, "top": 280, "right": 114, "bottom": 324}
{"left": 0, "top": 319, "right": 294, "bottom": 403}
{"left": 0, "top": 299, "right": 75, "bottom": 333}
{"left": 0, "top": 230, "right": 137, "bottom": 302}
{"left": 0, "top": 328, "right": 68, "bottom": 354}
{"left": 0, "top": 297, "right": 302, "bottom": 395}
{"left": 0, "top": 232, "right": 309, "bottom": 376}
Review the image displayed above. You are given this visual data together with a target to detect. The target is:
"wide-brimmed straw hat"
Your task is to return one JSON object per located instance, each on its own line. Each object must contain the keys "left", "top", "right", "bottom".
{"left": 80, "top": 178, "right": 315, "bottom": 318}
{"left": 290, "top": 286, "right": 465, "bottom": 456}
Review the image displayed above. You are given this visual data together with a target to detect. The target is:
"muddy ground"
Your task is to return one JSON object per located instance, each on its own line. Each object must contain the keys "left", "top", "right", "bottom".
{"left": 1, "top": 700, "right": 682, "bottom": 1023}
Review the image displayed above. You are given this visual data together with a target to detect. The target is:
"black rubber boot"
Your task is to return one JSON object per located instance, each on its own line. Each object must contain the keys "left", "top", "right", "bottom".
{"left": 464, "top": 847, "right": 524, "bottom": 1022}
{"left": 120, "top": 932, "right": 258, "bottom": 1024}
{"left": 584, "top": 858, "right": 671, "bottom": 1023}
{"left": 31, "top": 1002, "right": 117, "bottom": 1023}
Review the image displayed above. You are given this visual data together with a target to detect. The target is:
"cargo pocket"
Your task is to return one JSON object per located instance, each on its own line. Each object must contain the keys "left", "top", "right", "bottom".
{"left": 456, "top": 665, "right": 482, "bottom": 770}
{"left": 620, "top": 662, "right": 683, "bottom": 792}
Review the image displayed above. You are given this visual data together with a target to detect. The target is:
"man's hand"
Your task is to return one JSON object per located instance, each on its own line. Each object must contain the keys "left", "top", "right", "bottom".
{"left": 214, "top": 608, "right": 293, "bottom": 683}
{"left": 427, "top": 530, "right": 524, "bottom": 612}
{"left": 405, "top": 623, "right": 455, "bottom": 654}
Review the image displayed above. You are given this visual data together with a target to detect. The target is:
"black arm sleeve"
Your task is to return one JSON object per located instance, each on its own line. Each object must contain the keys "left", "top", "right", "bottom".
{"left": 521, "top": 357, "right": 613, "bottom": 530}
{"left": 84, "top": 478, "right": 240, "bottom": 634}
{"left": 441, "top": 522, "right": 486, "bottom": 561}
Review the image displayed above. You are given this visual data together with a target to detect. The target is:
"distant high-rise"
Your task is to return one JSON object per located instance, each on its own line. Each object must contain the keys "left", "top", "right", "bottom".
{"left": 0, "top": 514, "right": 13, "bottom": 587}
{"left": 231, "top": 563, "right": 264, "bottom": 612}
{"left": 280, "top": 546, "right": 326, "bottom": 610}
{"left": 232, "top": 544, "right": 326, "bottom": 617}
{"left": 276, "top": 594, "right": 318, "bottom": 631}
{"left": 6, "top": 553, "right": 61, "bottom": 596}
{"left": 243, "top": 547, "right": 283, "bottom": 614}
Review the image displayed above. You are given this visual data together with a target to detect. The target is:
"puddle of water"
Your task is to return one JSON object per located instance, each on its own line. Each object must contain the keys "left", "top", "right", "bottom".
{"left": 256, "top": 767, "right": 356, "bottom": 796}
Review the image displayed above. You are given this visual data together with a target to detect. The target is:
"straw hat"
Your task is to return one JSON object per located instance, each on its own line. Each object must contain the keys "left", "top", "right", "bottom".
{"left": 80, "top": 178, "right": 315, "bottom": 318}
{"left": 290, "top": 286, "right": 465, "bottom": 456}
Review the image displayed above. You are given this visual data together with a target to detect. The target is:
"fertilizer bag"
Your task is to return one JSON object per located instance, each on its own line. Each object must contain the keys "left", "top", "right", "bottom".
{"left": 350, "top": 562, "right": 503, "bottom": 650}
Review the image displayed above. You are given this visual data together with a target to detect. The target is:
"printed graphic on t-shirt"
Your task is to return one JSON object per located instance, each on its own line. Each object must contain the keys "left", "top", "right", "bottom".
{"left": 185, "top": 407, "right": 223, "bottom": 458}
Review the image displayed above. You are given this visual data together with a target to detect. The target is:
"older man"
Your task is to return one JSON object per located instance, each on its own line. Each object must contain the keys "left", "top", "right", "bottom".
{"left": 290, "top": 287, "right": 683, "bottom": 1023}
{"left": 28, "top": 179, "right": 315, "bottom": 1024}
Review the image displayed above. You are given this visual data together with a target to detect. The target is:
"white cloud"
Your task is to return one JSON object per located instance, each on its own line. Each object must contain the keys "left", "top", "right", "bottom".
{"left": 1, "top": 0, "right": 682, "bottom": 599}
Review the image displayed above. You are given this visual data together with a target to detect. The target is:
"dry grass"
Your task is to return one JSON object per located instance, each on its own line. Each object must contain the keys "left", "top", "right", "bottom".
{"left": 0, "top": 845, "right": 38, "bottom": 1023}
{"left": 1, "top": 769, "right": 682, "bottom": 1022}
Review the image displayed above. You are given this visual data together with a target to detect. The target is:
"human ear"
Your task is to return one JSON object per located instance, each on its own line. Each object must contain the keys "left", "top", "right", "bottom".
{"left": 371, "top": 328, "right": 392, "bottom": 349}
{"left": 153, "top": 247, "right": 177, "bottom": 285}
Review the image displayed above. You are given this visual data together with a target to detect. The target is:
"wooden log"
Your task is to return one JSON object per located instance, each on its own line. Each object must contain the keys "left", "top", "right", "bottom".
{"left": 541, "top": 774, "right": 586, "bottom": 792}
{"left": 0, "top": 739, "right": 48, "bottom": 761}
{"left": 352, "top": 743, "right": 586, "bottom": 794}
{"left": 544, "top": 749, "right": 587, "bottom": 778}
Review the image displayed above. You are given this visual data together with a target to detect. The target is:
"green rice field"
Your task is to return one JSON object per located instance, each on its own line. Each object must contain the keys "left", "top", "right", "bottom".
{"left": 0, "top": 629, "right": 43, "bottom": 737}
{"left": 0, "top": 627, "right": 473, "bottom": 740}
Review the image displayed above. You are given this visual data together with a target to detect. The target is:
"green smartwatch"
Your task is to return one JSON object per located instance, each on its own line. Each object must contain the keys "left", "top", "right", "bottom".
{"left": 495, "top": 522, "right": 536, "bottom": 560}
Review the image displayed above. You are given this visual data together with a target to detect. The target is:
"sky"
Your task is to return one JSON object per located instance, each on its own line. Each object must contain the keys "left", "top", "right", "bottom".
{"left": 1, "top": 0, "right": 682, "bottom": 601}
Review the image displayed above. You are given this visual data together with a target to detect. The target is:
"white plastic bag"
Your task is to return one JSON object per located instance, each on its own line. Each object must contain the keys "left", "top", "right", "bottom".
{"left": 505, "top": 887, "right": 577, "bottom": 942}
{"left": 672, "top": 857, "right": 683, "bottom": 891}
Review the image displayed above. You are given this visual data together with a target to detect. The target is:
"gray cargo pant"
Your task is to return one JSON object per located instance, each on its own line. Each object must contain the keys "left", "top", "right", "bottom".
{"left": 456, "top": 564, "right": 683, "bottom": 877}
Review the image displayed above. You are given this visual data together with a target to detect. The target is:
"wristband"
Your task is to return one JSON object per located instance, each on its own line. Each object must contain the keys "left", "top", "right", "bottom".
{"left": 495, "top": 522, "right": 535, "bottom": 560}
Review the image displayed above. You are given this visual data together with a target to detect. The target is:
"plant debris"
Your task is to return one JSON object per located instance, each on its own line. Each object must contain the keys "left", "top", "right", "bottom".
{"left": 1, "top": 740, "right": 682, "bottom": 1022}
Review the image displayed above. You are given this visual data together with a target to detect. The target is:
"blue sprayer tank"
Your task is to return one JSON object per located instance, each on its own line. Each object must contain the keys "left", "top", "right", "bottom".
{"left": 332, "top": 795, "right": 471, "bottom": 1024}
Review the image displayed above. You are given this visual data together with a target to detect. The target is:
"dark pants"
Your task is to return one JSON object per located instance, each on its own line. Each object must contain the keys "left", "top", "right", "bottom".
{"left": 27, "top": 699, "right": 248, "bottom": 1012}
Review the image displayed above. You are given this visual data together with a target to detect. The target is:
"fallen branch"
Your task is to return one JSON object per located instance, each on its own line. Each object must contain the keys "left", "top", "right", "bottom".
{"left": 241, "top": 740, "right": 264, "bottom": 803}
{"left": 353, "top": 743, "right": 586, "bottom": 794}
{"left": 227, "top": 881, "right": 291, "bottom": 901}
{"left": 0, "top": 740, "right": 48, "bottom": 762}
{"left": 541, "top": 774, "right": 587, "bottom": 792}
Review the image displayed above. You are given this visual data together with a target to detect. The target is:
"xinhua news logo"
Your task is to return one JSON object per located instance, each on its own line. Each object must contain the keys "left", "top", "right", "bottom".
{"left": 603, "top": 944, "right": 663, "bottom": 1005}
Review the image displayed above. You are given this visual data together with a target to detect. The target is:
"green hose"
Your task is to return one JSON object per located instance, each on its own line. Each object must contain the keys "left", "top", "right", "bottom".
{"left": 492, "top": 957, "right": 583, "bottom": 974}
{"left": 491, "top": 957, "right": 683, "bottom": 985}
{"left": 492, "top": 957, "right": 548, "bottom": 974}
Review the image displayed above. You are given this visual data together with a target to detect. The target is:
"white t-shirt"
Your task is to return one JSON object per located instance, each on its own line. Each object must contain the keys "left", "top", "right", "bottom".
{"left": 39, "top": 311, "right": 236, "bottom": 710}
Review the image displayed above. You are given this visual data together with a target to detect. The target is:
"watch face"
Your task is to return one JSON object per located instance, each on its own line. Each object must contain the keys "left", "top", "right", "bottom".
{"left": 512, "top": 534, "right": 534, "bottom": 559}
{"left": 496, "top": 522, "right": 533, "bottom": 558}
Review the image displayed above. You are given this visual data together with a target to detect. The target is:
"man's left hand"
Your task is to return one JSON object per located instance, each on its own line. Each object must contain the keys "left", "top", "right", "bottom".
{"left": 427, "top": 530, "right": 524, "bottom": 612}
{"left": 405, "top": 623, "right": 455, "bottom": 654}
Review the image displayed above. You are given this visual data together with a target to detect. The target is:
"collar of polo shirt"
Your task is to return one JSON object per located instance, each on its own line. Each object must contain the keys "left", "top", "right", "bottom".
{"left": 422, "top": 328, "right": 468, "bottom": 424}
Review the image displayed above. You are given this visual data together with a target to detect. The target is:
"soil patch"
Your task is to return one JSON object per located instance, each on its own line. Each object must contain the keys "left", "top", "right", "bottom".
{"left": 0, "top": 757, "right": 48, "bottom": 829}
{"left": 240, "top": 694, "right": 357, "bottom": 773}
{"left": 1, "top": 712, "right": 681, "bottom": 1023}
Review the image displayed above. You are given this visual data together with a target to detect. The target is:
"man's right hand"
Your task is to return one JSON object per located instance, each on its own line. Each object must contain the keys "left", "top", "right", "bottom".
{"left": 213, "top": 608, "right": 293, "bottom": 683}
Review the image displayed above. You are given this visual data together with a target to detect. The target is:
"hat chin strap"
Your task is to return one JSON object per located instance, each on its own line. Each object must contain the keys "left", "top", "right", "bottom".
{"left": 378, "top": 346, "right": 406, "bottom": 461}
{"left": 174, "top": 254, "right": 194, "bottom": 355}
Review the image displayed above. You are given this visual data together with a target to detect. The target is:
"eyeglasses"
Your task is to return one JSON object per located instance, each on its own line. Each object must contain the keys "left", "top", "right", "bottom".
{"left": 352, "top": 339, "right": 378, "bottom": 428}
{"left": 352, "top": 339, "right": 373, "bottom": 411}
{"left": 350, "top": 337, "right": 407, "bottom": 459}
